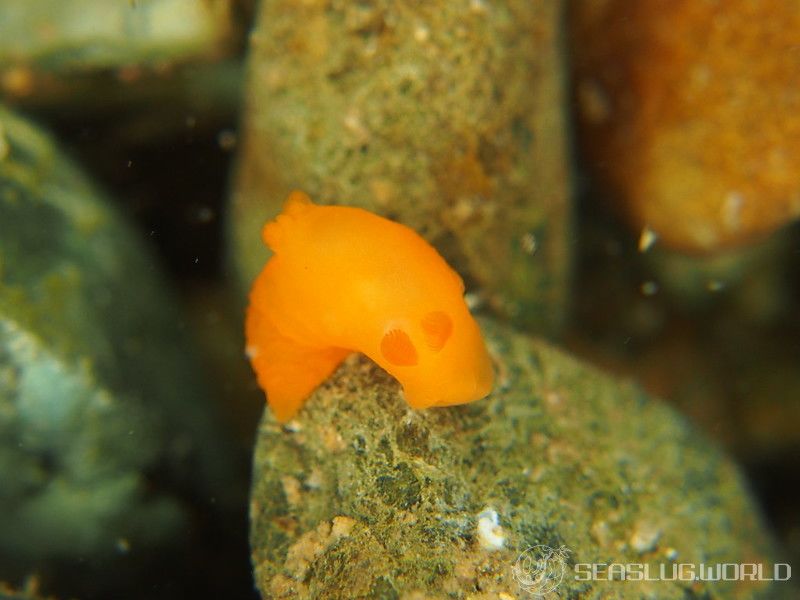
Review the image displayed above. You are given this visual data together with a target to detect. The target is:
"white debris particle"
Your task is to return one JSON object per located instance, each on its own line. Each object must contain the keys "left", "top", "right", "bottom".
{"left": 630, "top": 521, "right": 662, "bottom": 554}
{"left": 590, "top": 519, "right": 613, "bottom": 547}
{"left": 722, "top": 191, "right": 744, "bottom": 232}
{"left": 638, "top": 226, "right": 658, "bottom": 252}
{"left": 305, "top": 467, "right": 324, "bottom": 489}
{"left": 281, "top": 475, "right": 302, "bottom": 507}
{"left": 476, "top": 508, "right": 506, "bottom": 551}
{"left": 464, "top": 292, "right": 481, "bottom": 310}
{"left": 283, "top": 420, "right": 302, "bottom": 433}
{"left": 343, "top": 108, "right": 369, "bottom": 144}
{"left": 413, "top": 23, "right": 430, "bottom": 43}
{"left": 520, "top": 232, "right": 537, "bottom": 255}
{"left": 664, "top": 547, "right": 679, "bottom": 561}
{"left": 245, "top": 344, "right": 259, "bottom": 359}
{"left": 470, "top": 0, "right": 488, "bottom": 14}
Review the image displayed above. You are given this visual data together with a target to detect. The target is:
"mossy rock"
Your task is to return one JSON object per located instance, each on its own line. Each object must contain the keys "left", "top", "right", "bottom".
{"left": 251, "top": 320, "right": 787, "bottom": 599}
{"left": 231, "top": 0, "right": 572, "bottom": 337}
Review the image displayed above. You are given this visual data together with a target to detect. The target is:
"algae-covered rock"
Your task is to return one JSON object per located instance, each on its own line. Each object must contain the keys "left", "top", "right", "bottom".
{"left": 251, "top": 320, "right": 787, "bottom": 599}
{"left": 231, "top": 0, "right": 572, "bottom": 336}
{"left": 0, "top": 105, "right": 239, "bottom": 568}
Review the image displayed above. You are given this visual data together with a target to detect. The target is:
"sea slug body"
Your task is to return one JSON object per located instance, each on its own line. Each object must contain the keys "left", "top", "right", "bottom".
{"left": 245, "top": 191, "right": 494, "bottom": 422}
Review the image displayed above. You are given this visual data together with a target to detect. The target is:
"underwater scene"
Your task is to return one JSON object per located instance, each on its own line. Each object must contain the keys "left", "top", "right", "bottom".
{"left": 0, "top": 1, "right": 798, "bottom": 599}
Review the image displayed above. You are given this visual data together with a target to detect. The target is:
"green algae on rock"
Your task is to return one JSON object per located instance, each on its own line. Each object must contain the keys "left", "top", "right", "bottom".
{"left": 0, "top": 106, "right": 239, "bottom": 571}
{"left": 250, "top": 320, "right": 786, "bottom": 599}
{"left": 230, "top": 0, "right": 572, "bottom": 337}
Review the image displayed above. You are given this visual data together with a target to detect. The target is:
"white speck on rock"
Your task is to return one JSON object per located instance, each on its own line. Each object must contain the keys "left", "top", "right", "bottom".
{"left": 470, "top": 0, "right": 488, "bottom": 14}
{"left": 722, "top": 191, "right": 744, "bottom": 232}
{"left": 630, "top": 521, "right": 662, "bottom": 554}
{"left": 590, "top": 520, "right": 613, "bottom": 547}
{"left": 464, "top": 292, "right": 481, "bottom": 310}
{"left": 304, "top": 467, "right": 324, "bottom": 489}
{"left": 476, "top": 508, "right": 506, "bottom": 551}
{"left": 521, "top": 232, "right": 537, "bottom": 255}
{"left": 413, "top": 23, "right": 430, "bottom": 43}
{"left": 638, "top": 226, "right": 658, "bottom": 252}
{"left": 283, "top": 420, "right": 302, "bottom": 433}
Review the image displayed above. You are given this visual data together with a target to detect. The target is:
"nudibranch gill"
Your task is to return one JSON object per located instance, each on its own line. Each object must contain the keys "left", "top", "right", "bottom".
{"left": 245, "top": 191, "right": 494, "bottom": 422}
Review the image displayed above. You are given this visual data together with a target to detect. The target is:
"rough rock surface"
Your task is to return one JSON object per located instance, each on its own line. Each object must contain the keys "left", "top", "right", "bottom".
{"left": 251, "top": 320, "right": 786, "bottom": 599}
{"left": 231, "top": 0, "right": 572, "bottom": 336}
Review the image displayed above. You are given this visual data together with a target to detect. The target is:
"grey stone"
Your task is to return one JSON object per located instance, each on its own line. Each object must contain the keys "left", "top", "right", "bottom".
{"left": 0, "top": 105, "right": 238, "bottom": 568}
{"left": 0, "top": 0, "right": 233, "bottom": 70}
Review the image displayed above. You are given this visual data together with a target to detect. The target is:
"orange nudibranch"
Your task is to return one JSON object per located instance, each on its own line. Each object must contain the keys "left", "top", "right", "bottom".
{"left": 245, "top": 191, "right": 494, "bottom": 422}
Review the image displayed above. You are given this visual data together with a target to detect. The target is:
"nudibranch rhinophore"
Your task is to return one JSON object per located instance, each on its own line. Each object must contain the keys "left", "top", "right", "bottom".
{"left": 245, "top": 191, "right": 494, "bottom": 422}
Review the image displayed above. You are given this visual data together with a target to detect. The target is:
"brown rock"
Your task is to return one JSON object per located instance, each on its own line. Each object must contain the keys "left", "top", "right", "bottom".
{"left": 570, "top": 0, "right": 800, "bottom": 253}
